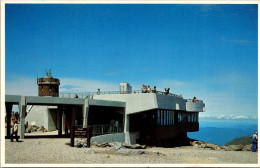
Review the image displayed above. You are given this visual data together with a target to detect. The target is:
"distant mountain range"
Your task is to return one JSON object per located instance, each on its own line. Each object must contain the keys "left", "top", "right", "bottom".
{"left": 188, "top": 122, "right": 257, "bottom": 146}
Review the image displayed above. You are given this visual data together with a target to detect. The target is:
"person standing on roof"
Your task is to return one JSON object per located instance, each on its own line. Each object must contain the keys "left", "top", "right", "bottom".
{"left": 152, "top": 86, "right": 157, "bottom": 93}
{"left": 164, "top": 88, "right": 170, "bottom": 95}
{"left": 147, "top": 85, "right": 151, "bottom": 93}
{"left": 97, "top": 88, "right": 100, "bottom": 95}
{"left": 141, "top": 84, "right": 147, "bottom": 93}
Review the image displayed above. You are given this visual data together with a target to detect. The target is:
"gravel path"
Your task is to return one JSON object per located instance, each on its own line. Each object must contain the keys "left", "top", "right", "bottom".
{"left": 5, "top": 138, "right": 258, "bottom": 164}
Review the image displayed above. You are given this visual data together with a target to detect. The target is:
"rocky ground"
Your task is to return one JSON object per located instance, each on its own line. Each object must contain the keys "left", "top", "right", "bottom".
{"left": 5, "top": 138, "right": 258, "bottom": 165}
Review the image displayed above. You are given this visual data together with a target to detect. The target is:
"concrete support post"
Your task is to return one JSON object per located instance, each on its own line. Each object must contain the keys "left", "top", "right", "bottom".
{"left": 19, "top": 96, "right": 26, "bottom": 139}
{"left": 57, "top": 106, "right": 63, "bottom": 136}
{"left": 62, "top": 112, "right": 65, "bottom": 133}
{"left": 83, "top": 98, "right": 89, "bottom": 128}
{"left": 71, "top": 106, "right": 76, "bottom": 128}
{"left": 5, "top": 103, "right": 12, "bottom": 138}
{"left": 124, "top": 114, "right": 131, "bottom": 144}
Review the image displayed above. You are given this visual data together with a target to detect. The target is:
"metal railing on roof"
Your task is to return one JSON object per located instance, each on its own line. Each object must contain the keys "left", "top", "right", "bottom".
{"left": 50, "top": 90, "right": 186, "bottom": 99}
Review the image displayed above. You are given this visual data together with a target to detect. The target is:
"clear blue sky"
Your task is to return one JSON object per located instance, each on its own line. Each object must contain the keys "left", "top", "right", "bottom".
{"left": 5, "top": 4, "right": 258, "bottom": 122}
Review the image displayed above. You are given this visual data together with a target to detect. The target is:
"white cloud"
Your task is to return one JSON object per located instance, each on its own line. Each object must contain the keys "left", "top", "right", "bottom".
{"left": 200, "top": 114, "right": 256, "bottom": 120}
{"left": 233, "top": 115, "right": 249, "bottom": 119}
{"left": 5, "top": 76, "right": 38, "bottom": 96}
{"left": 199, "top": 114, "right": 212, "bottom": 118}
{"left": 216, "top": 115, "right": 228, "bottom": 119}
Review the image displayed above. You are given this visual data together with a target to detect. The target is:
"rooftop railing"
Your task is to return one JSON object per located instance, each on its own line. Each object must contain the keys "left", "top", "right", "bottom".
{"left": 50, "top": 90, "right": 203, "bottom": 103}
{"left": 50, "top": 90, "right": 183, "bottom": 99}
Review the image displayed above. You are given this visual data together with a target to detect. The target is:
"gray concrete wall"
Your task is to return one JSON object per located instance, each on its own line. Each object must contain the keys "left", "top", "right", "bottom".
{"left": 93, "top": 93, "right": 158, "bottom": 114}
{"left": 47, "top": 108, "right": 57, "bottom": 131}
{"left": 94, "top": 93, "right": 205, "bottom": 114}
{"left": 25, "top": 105, "right": 57, "bottom": 131}
{"left": 156, "top": 94, "right": 186, "bottom": 110}
{"left": 26, "top": 105, "right": 47, "bottom": 126}
{"left": 186, "top": 102, "right": 205, "bottom": 112}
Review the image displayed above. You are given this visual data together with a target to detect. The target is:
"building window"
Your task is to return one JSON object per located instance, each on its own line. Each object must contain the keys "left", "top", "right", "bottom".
{"left": 161, "top": 110, "right": 163, "bottom": 125}
{"left": 171, "top": 111, "right": 173, "bottom": 125}
{"left": 169, "top": 111, "right": 172, "bottom": 125}
{"left": 157, "top": 110, "right": 160, "bottom": 125}
{"left": 164, "top": 110, "right": 166, "bottom": 125}
{"left": 187, "top": 113, "right": 191, "bottom": 122}
{"left": 178, "top": 112, "right": 182, "bottom": 123}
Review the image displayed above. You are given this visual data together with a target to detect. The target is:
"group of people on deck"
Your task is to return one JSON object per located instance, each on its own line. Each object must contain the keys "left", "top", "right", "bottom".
{"left": 141, "top": 84, "right": 157, "bottom": 93}
{"left": 141, "top": 84, "right": 171, "bottom": 95}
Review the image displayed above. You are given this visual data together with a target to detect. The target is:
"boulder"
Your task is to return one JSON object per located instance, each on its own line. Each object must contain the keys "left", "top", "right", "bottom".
{"left": 100, "top": 142, "right": 112, "bottom": 148}
{"left": 205, "top": 143, "right": 219, "bottom": 150}
{"left": 141, "top": 145, "right": 146, "bottom": 149}
{"left": 109, "top": 143, "right": 115, "bottom": 147}
{"left": 242, "top": 144, "right": 252, "bottom": 151}
{"left": 225, "top": 145, "right": 244, "bottom": 151}
{"left": 109, "top": 142, "right": 123, "bottom": 150}
{"left": 91, "top": 141, "right": 98, "bottom": 146}
{"left": 122, "top": 143, "right": 146, "bottom": 149}
{"left": 26, "top": 125, "right": 33, "bottom": 133}
{"left": 83, "top": 143, "right": 89, "bottom": 148}
{"left": 26, "top": 128, "right": 31, "bottom": 133}
{"left": 216, "top": 146, "right": 225, "bottom": 150}
{"left": 190, "top": 140, "right": 206, "bottom": 146}
{"left": 32, "top": 126, "right": 38, "bottom": 132}
{"left": 37, "top": 126, "right": 44, "bottom": 131}
{"left": 75, "top": 141, "right": 83, "bottom": 148}
{"left": 200, "top": 144, "right": 206, "bottom": 148}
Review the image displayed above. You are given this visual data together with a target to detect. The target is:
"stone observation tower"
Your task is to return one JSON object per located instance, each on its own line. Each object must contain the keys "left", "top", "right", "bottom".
{"left": 37, "top": 70, "right": 60, "bottom": 97}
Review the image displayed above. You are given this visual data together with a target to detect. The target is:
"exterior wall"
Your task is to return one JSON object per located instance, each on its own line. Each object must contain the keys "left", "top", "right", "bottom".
{"left": 93, "top": 93, "right": 158, "bottom": 114}
{"left": 37, "top": 77, "right": 60, "bottom": 97}
{"left": 48, "top": 108, "right": 58, "bottom": 131}
{"left": 26, "top": 105, "right": 47, "bottom": 126}
{"left": 93, "top": 93, "right": 204, "bottom": 114}
{"left": 25, "top": 105, "right": 58, "bottom": 131}
{"left": 156, "top": 94, "right": 186, "bottom": 110}
{"left": 186, "top": 102, "right": 205, "bottom": 112}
